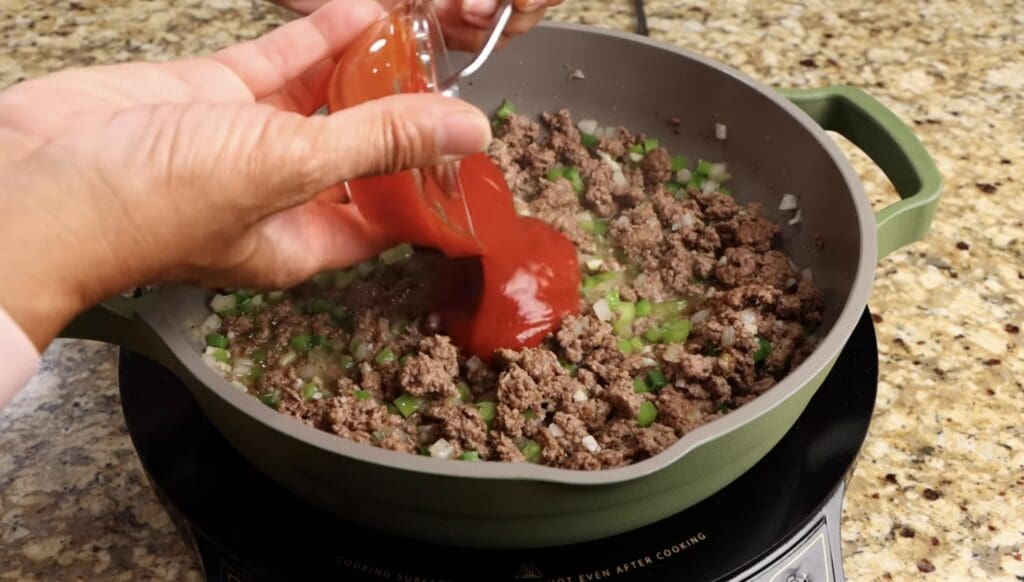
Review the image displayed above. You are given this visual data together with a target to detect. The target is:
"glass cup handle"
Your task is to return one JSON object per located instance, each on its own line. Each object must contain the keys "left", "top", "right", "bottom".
{"left": 440, "top": 0, "right": 515, "bottom": 97}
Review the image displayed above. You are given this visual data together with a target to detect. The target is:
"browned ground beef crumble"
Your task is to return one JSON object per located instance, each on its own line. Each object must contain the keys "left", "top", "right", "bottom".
{"left": 200, "top": 108, "right": 823, "bottom": 470}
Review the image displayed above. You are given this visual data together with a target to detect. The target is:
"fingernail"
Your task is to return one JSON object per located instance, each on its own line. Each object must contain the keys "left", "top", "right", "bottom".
{"left": 463, "top": 0, "right": 499, "bottom": 18}
{"left": 519, "top": 0, "right": 546, "bottom": 11}
{"left": 437, "top": 110, "right": 492, "bottom": 156}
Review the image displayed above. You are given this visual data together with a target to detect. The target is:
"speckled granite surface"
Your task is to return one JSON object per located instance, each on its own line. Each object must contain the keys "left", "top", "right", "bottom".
{"left": 1, "top": 0, "right": 1021, "bottom": 580}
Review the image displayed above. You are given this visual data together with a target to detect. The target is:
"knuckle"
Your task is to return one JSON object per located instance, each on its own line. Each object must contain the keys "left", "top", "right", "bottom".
{"left": 376, "top": 108, "right": 425, "bottom": 174}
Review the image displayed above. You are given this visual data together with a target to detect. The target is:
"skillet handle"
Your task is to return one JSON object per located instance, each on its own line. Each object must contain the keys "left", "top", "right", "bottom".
{"left": 780, "top": 86, "right": 943, "bottom": 260}
{"left": 58, "top": 296, "right": 174, "bottom": 369}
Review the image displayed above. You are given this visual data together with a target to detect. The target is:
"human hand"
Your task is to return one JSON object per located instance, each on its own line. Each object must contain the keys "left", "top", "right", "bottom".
{"left": 0, "top": 0, "right": 491, "bottom": 350}
{"left": 273, "top": 0, "right": 563, "bottom": 52}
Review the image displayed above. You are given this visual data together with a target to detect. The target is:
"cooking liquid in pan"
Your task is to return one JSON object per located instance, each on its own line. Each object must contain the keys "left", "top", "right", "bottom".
{"left": 326, "top": 1, "right": 580, "bottom": 361}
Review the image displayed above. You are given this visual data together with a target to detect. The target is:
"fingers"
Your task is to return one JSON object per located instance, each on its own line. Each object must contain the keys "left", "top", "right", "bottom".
{"left": 442, "top": 0, "right": 553, "bottom": 51}
{"left": 211, "top": 0, "right": 381, "bottom": 100}
{"left": 211, "top": 201, "right": 388, "bottom": 290}
{"left": 244, "top": 94, "right": 491, "bottom": 214}
{"left": 258, "top": 56, "right": 336, "bottom": 114}
{"left": 503, "top": 7, "right": 548, "bottom": 36}
{"left": 264, "top": 202, "right": 389, "bottom": 274}
{"left": 461, "top": 0, "right": 554, "bottom": 21}
{"left": 269, "top": 0, "right": 333, "bottom": 14}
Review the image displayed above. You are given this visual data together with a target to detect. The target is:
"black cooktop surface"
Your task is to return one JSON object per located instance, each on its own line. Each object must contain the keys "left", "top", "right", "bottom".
{"left": 118, "top": 310, "right": 877, "bottom": 582}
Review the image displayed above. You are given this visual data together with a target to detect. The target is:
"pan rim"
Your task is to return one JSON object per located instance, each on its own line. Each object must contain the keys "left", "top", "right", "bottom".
{"left": 148, "top": 21, "right": 879, "bottom": 486}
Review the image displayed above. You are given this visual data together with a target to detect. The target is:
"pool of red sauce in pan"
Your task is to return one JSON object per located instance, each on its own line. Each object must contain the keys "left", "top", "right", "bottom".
{"left": 326, "top": 11, "right": 580, "bottom": 361}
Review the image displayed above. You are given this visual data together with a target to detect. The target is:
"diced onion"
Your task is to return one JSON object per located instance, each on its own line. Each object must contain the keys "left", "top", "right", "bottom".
{"left": 586, "top": 258, "right": 605, "bottom": 272}
{"left": 593, "top": 299, "right": 614, "bottom": 322}
{"left": 598, "top": 150, "right": 630, "bottom": 190}
{"left": 568, "top": 317, "right": 586, "bottom": 338}
{"left": 779, "top": 193, "right": 798, "bottom": 211}
{"left": 788, "top": 210, "right": 802, "bottom": 225}
{"left": 721, "top": 326, "right": 737, "bottom": 348}
{"left": 233, "top": 357, "right": 254, "bottom": 379}
{"left": 701, "top": 179, "right": 720, "bottom": 195}
{"left": 581, "top": 435, "right": 601, "bottom": 453}
{"left": 738, "top": 310, "right": 758, "bottom": 335}
{"left": 230, "top": 380, "right": 248, "bottom": 392}
{"left": 577, "top": 119, "right": 599, "bottom": 134}
{"left": 691, "top": 309, "right": 710, "bottom": 324}
{"left": 198, "top": 313, "right": 221, "bottom": 337}
{"left": 715, "top": 123, "right": 728, "bottom": 140}
{"left": 676, "top": 168, "right": 692, "bottom": 183}
{"left": 428, "top": 438, "right": 456, "bottom": 459}
{"left": 568, "top": 68, "right": 586, "bottom": 80}
{"left": 210, "top": 293, "right": 236, "bottom": 313}
{"left": 548, "top": 423, "right": 565, "bottom": 437}
{"left": 466, "top": 356, "right": 484, "bottom": 372}
{"left": 354, "top": 341, "right": 372, "bottom": 362}
{"left": 278, "top": 350, "right": 298, "bottom": 368}
{"left": 708, "top": 163, "right": 731, "bottom": 183}
{"left": 663, "top": 345, "right": 684, "bottom": 362}
{"left": 785, "top": 278, "right": 797, "bottom": 289}
{"left": 628, "top": 152, "right": 644, "bottom": 163}
{"left": 802, "top": 268, "right": 814, "bottom": 282}
{"left": 514, "top": 198, "right": 532, "bottom": 216}
{"left": 573, "top": 388, "right": 589, "bottom": 402}
{"left": 202, "top": 350, "right": 232, "bottom": 375}
{"left": 671, "top": 213, "right": 697, "bottom": 232}
{"left": 612, "top": 170, "right": 629, "bottom": 190}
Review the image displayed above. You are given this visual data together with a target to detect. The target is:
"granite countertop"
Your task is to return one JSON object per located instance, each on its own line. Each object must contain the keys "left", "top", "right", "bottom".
{"left": 1, "top": 0, "right": 1021, "bottom": 580}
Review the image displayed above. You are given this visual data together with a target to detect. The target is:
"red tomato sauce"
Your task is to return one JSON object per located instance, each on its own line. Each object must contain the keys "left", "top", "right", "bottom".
{"left": 327, "top": 10, "right": 580, "bottom": 361}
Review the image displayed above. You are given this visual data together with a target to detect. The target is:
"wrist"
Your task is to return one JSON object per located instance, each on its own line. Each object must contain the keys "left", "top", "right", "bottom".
{"left": 0, "top": 270, "right": 88, "bottom": 352}
{"left": 0, "top": 181, "right": 118, "bottom": 352}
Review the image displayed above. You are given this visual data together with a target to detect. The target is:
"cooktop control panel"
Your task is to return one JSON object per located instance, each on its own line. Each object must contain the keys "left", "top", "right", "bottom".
{"left": 742, "top": 482, "right": 845, "bottom": 582}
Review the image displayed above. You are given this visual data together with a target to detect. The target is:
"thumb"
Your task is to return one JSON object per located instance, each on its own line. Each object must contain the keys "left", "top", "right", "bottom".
{"left": 247, "top": 93, "right": 492, "bottom": 213}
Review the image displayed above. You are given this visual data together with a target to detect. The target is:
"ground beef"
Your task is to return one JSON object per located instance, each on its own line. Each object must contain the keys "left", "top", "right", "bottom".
{"left": 657, "top": 387, "right": 714, "bottom": 435}
{"left": 637, "top": 422, "right": 678, "bottom": 456}
{"left": 434, "top": 405, "right": 490, "bottom": 456}
{"left": 632, "top": 271, "right": 666, "bottom": 301}
{"left": 400, "top": 336, "right": 459, "bottom": 397}
{"left": 203, "top": 108, "right": 824, "bottom": 471}
{"left": 581, "top": 165, "right": 619, "bottom": 218}
{"left": 641, "top": 147, "right": 673, "bottom": 185}
{"left": 610, "top": 203, "right": 664, "bottom": 268}
{"left": 328, "top": 397, "right": 414, "bottom": 453}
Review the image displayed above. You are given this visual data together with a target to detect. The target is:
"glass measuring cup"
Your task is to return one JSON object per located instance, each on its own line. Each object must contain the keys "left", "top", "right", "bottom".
{"left": 327, "top": 0, "right": 514, "bottom": 245}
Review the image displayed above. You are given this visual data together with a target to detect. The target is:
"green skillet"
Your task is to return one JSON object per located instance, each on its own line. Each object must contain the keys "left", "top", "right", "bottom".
{"left": 59, "top": 22, "right": 941, "bottom": 548}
